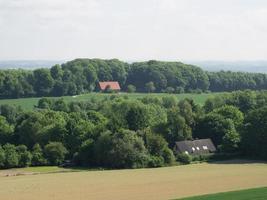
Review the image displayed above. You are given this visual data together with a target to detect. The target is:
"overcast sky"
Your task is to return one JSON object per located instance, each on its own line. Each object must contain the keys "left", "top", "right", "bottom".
{"left": 0, "top": 0, "right": 267, "bottom": 61}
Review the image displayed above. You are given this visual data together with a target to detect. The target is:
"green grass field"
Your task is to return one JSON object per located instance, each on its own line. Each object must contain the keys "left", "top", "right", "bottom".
{"left": 177, "top": 187, "right": 267, "bottom": 200}
{"left": 0, "top": 92, "right": 221, "bottom": 110}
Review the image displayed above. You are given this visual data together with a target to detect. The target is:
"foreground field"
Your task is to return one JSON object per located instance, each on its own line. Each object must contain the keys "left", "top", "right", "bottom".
{"left": 0, "top": 92, "right": 221, "bottom": 110}
{"left": 0, "top": 160, "right": 267, "bottom": 200}
{"left": 178, "top": 187, "right": 267, "bottom": 200}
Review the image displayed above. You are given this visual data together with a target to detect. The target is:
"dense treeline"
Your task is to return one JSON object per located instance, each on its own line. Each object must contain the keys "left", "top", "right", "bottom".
{"left": 208, "top": 71, "right": 267, "bottom": 92}
{"left": 0, "top": 90, "right": 267, "bottom": 169}
{"left": 1, "top": 59, "right": 267, "bottom": 99}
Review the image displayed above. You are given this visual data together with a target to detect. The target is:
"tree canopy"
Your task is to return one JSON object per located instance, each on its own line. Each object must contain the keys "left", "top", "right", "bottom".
{"left": 1, "top": 59, "right": 267, "bottom": 99}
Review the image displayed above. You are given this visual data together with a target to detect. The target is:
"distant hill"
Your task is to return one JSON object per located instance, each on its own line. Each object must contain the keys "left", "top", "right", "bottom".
{"left": 1, "top": 60, "right": 267, "bottom": 73}
{"left": 190, "top": 61, "right": 267, "bottom": 73}
{"left": 0, "top": 60, "right": 64, "bottom": 69}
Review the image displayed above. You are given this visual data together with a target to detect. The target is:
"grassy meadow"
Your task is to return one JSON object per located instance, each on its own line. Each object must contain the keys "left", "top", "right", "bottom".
{"left": 0, "top": 160, "right": 267, "bottom": 200}
{"left": 0, "top": 92, "right": 222, "bottom": 110}
{"left": 177, "top": 187, "right": 267, "bottom": 200}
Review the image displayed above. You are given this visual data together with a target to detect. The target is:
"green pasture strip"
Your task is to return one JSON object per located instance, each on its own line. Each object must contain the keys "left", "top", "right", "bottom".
{"left": 176, "top": 187, "right": 267, "bottom": 200}
{"left": 0, "top": 92, "right": 222, "bottom": 110}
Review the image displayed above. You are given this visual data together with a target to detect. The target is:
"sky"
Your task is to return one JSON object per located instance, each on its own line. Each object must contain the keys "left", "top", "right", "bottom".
{"left": 0, "top": 0, "right": 267, "bottom": 61}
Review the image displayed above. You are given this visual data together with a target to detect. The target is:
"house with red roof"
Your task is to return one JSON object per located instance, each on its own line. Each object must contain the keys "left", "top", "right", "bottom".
{"left": 98, "top": 81, "right": 121, "bottom": 92}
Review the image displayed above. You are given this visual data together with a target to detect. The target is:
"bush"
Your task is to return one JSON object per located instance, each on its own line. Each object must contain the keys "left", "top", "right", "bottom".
{"left": 192, "top": 154, "right": 213, "bottom": 162}
{"left": 145, "top": 133, "right": 175, "bottom": 165}
{"left": 3, "top": 143, "right": 19, "bottom": 168}
{"left": 75, "top": 139, "right": 94, "bottom": 165}
{"left": 103, "top": 85, "right": 116, "bottom": 93}
{"left": 31, "top": 144, "right": 47, "bottom": 166}
{"left": 44, "top": 142, "right": 68, "bottom": 165}
{"left": 0, "top": 146, "right": 5, "bottom": 168}
{"left": 127, "top": 85, "right": 136, "bottom": 93}
{"left": 145, "top": 82, "right": 156, "bottom": 93}
{"left": 162, "top": 147, "right": 175, "bottom": 165}
{"left": 176, "top": 153, "right": 192, "bottom": 164}
{"left": 148, "top": 156, "right": 164, "bottom": 167}
{"left": 16, "top": 145, "right": 32, "bottom": 167}
{"left": 175, "top": 87, "right": 184, "bottom": 94}
{"left": 165, "top": 87, "right": 175, "bottom": 94}
{"left": 94, "top": 130, "right": 150, "bottom": 168}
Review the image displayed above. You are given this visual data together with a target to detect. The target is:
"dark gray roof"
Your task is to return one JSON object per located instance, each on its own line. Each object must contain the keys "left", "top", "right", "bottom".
{"left": 174, "top": 139, "right": 216, "bottom": 155}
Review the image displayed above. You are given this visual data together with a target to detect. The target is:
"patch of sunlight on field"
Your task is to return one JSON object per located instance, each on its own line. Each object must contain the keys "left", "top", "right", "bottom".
{"left": 0, "top": 160, "right": 267, "bottom": 200}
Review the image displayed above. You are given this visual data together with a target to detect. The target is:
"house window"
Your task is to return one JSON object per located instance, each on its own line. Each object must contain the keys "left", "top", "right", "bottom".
{"left": 192, "top": 147, "right": 195, "bottom": 151}
{"left": 203, "top": 146, "right": 208, "bottom": 150}
{"left": 184, "top": 151, "right": 189, "bottom": 155}
{"left": 196, "top": 147, "right": 200, "bottom": 150}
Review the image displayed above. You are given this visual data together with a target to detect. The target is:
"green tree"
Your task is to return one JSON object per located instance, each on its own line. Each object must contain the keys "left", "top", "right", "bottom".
{"left": 176, "top": 153, "right": 192, "bottom": 164}
{"left": 3, "top": 143, "right": 19, "bottom": 168}
{"left": 145, "top": 82, "right": 156, "bottom": 93}
{"left": 52, "top": 98, "right": 69, "bottom": 112}
{"left": 37, "top": 98, "right": 52, "bottom": 109}
{"left": 0, "top": 146, "right": 5, "bottom": 168}
{"left": 0, "top": 104, "right": 21, "bottom": 124}
{"left": 31, "top": 144, "right": 47, "bottom": 166}
{"left": 127, "top": 84, "right": 136, "bottom": 93}
{"left": 195, "top": 113, "right": 240, "bottom": 150}
{"left": 126, "top": 103, "right": 149, "bottom": 131}
{"left": 75, "top": 139, "right": 95, "bottom": 165}
{"left": 65, "top": 113, "right": 95, "bottom": 155}
{"left": 44, "top": 142, "right": 68, "bottom": 165}
{"left": 16, "top": 145, "right": 32, "bottom": 167}
{"left": 33, "top": 68, "right": 54, "bottom": 96}
{"left": 221, "top": 129, "right": 241, "bottom": 153}
{"left": 162, "top": 96, "right": 177, "bottom": 108}
{"left": 242, "top": 107, "right": 267, "bottom": 159}
{"left": 16, "top": 111, "right": 67, "bottom": 147}
{"left": 0, "top": 115, "right": 14, "bottom": 144}
{"left": 163, "top": 108, "right": 192, "bottom": 145}
{"left": 212, "top": 105, "right": 244, "bottom": 128}
{"left": 50, "top": 64, "right": 63, "bottom": 80}
{"left": 52, "top": 81, "right": 68, "bottom": 96}
{"left": 95, "top": 130, "right": 149, "bottom": 168}
{"left": 145, "top": 133, "right": 175, "bottom": 166}
{"left": 84, "top": 64, "right": 97, "bottom": 91}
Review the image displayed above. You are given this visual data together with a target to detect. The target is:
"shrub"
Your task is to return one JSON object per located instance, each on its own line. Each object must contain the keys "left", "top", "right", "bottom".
{"left": 31, "top": 144, "right": 47, "bottom": 166}
{"left": 145, "top": 133, "right": 175, "bottom": 165}
{"left": 162, "top": 147, "right": 175, "bottom": 165}
{"left": 94, "top": 130, "right": 150, "bottom": 168}
{"left": 0, "top": 146, "right": 5, "bottom": 168}
{"left": 16, "top": 145, "right": 32, "bottom": 167}
{"left": 44, "top": 142, "right": 68, "bottom": 165}
{"left": 176, "top": 153, "right": 192, "bottom": 164}
{"left": 127, "top": 85, "right": 136, "bottom": 93}
{"left": 192, "top": 154, "right": 213, "bottom": 162}
{"left": 148, "top": 156, "right": 164, "bottom": 167}
{"left": 104, "top": 85, "right": 115, "bottom": 93}
{"left": 145, "top": 82, "right": 156, "bottom": 93}
{"left": 175, "top": 87, "right": 184, "bottom": 94}
{"left": 165, "top": 87, "right": 175, "bottom": 94}
{"left": 3, "top": 143, "right": 19, "bottom": 168}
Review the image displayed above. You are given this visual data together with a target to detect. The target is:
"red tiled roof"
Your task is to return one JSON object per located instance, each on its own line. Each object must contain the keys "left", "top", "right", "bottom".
{"left": 99, "top": 81, "right": 121, "bottom": 90}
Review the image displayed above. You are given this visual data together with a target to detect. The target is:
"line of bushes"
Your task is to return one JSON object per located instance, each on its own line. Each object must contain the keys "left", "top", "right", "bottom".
{"left": 0, "top": 142, "right": 67, "bottom": 169}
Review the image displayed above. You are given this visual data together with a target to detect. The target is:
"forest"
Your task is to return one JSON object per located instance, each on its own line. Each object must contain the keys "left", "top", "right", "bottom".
{"left": 1, "top": 59, "right": 267, "bottom": 98}
{"left": 0, "top": 90, "right": 267, "bottom": 169}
